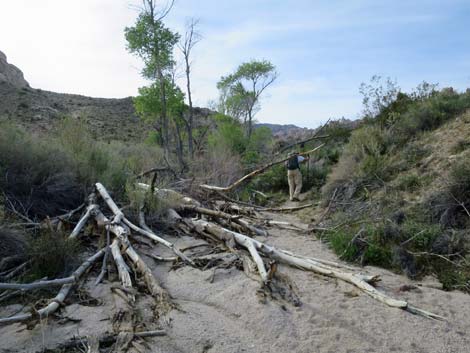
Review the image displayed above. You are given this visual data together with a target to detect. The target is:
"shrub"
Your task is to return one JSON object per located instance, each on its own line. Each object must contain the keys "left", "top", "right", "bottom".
{"left": 395, "top": 174, "right": 422, "bottom": 192}
{"left": 451, "top": 139, "right": 470, "bottom": 154}
{"left": 27, "top": 229, "right": 81, "bottom": 279}
{"left": 0, "top": 123, "right": 84, "bottom": 219}
{"left": 0, "top": 119, "right": 165, "bottom": 220}
{"left": 428, "top": 155, "right": 470, "bottom": 228}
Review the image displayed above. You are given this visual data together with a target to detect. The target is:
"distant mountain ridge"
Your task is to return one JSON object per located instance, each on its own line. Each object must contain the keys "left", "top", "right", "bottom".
{"left": 0, "top": 50, "right": 354, "bottom": 143}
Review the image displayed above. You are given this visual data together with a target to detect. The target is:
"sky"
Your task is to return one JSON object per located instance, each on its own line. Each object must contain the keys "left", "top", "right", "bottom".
{"left": 1, "top": 0, "right": 469, "bottom": 128}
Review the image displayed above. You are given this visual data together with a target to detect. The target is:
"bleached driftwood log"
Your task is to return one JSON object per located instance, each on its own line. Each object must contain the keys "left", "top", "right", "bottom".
{"left": 0, "top": 249, "right": 105, "bottom": 326}
{"left": 0, "top": 277, "right": 76, "bottom": 291}
{"left": 95, "top": 183, "right": 193, "bottom": 265}
{"left": 111, "top": 239, "right": 134, "bottom": 300}
{"left": 69, "top": 204, "right": 98, "bottom": 239}
{"left": 123, "top": 242, "right": 173, "bottom": 312}
{"left": 200, "top": 144, "right": 325, "bottom": 192}
{"left": 183, "top": 218, "right": 444, "bottom": 320}
{"left": 259, "top": 204, "right": 314, "bottom": 212}
{"left": 179, "top": 204, "right": 268, "bottom": 237}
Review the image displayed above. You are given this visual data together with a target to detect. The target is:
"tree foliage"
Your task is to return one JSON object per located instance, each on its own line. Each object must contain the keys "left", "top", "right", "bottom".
{"left": 217, "top": 60, "right": 277, "bottom": 138}
{"left": 124, "top": 0, "right": 180, "bottom": 152}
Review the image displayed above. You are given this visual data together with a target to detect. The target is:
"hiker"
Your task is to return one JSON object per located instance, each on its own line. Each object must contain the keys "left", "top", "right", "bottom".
{"left": 286, "top": 151, "right": 308, "bottom": 201}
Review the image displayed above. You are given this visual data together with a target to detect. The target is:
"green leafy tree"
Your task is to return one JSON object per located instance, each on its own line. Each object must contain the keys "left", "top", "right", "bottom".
{"left": 217, "top": 60, "right": 278, "bottom": 139}
{"left": 125, "top": 0, "right": 179, "bottom": 152}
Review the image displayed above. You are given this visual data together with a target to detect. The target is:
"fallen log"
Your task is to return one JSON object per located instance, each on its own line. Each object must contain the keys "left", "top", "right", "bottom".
{"left": 179, "top": 204, "right": 268, "bottom": 237}
{"left": 111, "top": 239, "right": 134, "bottom": 300}
{"left": 0, "top": 249, "right": 105, "bottom": 326}
{"left": 0, "top": 277, "right": 76, "bottom": 291}
{"left": 123, "top": 242, "right": 174, "bottom": 313}
{"left": 69, "top": 204, "right": 98, "bottom": 239}
{"left": 260, "top": 204, "right": 313, "bottom": 212}
{"left": 200, "top": 144, "right": 325, "bottom": 193}
{"left": 95, "top": 182, "right": 193, "bottom": 265}
{"left": 188, "top": 219, "right": 444, "bottom": 320}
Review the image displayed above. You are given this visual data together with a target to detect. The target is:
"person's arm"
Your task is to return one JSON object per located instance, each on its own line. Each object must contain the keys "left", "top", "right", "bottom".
{"left": 297, "top": 156, "right": 308, "bottom": 164}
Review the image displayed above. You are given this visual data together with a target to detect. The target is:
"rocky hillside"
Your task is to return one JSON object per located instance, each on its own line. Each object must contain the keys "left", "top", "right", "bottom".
{"left": 0, "top": 50, "right": 29, "bottom": 89}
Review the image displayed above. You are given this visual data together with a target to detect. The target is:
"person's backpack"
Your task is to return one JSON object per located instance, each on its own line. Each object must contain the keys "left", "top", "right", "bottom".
{"left": 287, "top": 155, "right": 299, "bottom": 170}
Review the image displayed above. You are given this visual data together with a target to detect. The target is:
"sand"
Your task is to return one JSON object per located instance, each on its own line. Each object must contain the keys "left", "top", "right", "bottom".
{"left": 1, "top": 209, "right": 470, "bottom": 353}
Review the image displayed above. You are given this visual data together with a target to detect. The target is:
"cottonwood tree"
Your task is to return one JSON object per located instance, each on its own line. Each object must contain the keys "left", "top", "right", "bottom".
{"left": 125, "top": 0, "right": 179, "bottom": 153}
{"left": 217, "top": 60, "right": 278, "bottom": 139}
{"left": 133, "top": 77, "right": 187, "bottom": 169}
{"left": 178, "top": 18, "right": 202, "bottom": 158}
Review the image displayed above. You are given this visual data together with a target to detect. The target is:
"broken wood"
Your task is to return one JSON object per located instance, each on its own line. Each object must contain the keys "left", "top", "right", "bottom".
{"left": 96, "top": 182, "right": 194, "bottom": 265}
{"left": 185, "top": 219, "right": 444, "bottom": 320}
{"left": 277, "top": 118, "right": 331, "bottom": 155}
{"left": 123, "top": 242, "right": 173, "bottom": 313}
{"left": 200, "top": 144, "right": 325, "bottom": 192}
{"left": 259, "top": 203, "right": 314, "bottom": 212}
{"left": 110, "top": 239, "right": 134, "bottom": 300}
{"left": 0, "top": 277, "right": 76, "bottom": 291}
{"left": 179, "top": 204, "right": 268, "bottom": 236}
{"left": 69, "top": 204, "right": 98, "bottom": 239}
{"left": 0, "top": 249, "right": 105, "bottom": 326}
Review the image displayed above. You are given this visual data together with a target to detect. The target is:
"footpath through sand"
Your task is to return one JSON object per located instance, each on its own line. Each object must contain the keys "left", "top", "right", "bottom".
{"left": 1, "top": 200, "right": 470, "bottom": 352}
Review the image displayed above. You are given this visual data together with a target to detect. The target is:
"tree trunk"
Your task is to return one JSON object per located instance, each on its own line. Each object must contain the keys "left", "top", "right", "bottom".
{"left": 174, "top": 121, "right": 186, "bottom": 170}
{"left": 158, "top": 70, "right": 169, "bottom": 155}
{"left": 185, "top": 57, "right": 194, "bottom": 158}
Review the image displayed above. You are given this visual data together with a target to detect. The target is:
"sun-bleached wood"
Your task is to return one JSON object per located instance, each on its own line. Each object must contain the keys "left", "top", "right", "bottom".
{"left": 0, "top": 249, "right": 105, "bottom": 325}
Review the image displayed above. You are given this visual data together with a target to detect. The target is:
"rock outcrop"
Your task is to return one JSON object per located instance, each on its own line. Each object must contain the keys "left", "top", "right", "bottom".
{"left": 0, "top": 50, "right": 29, "bottom": 88}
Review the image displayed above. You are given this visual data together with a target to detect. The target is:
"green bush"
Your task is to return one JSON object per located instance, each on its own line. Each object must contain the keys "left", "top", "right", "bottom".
{"left": 449, "top": 156, "right": 470, "bottom": 206}
{"left": 393, "top": 89, "right": 470, "bottom": 139}
{"left": 0, "top": 119, "right": 164, "bottom": 219}
{"left": 451, "top": 139, "right": 470, "bottom": 154}
{"left": 27, "top": 229, "right": 81, "bottom": 279}
{"left": 395, "top": 174, "right": 422, "bottom": 192}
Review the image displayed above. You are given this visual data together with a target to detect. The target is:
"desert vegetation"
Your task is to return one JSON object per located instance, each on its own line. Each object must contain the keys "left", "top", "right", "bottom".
{"left": 321, "top": 79, "right": 470, "bottom": 291}
{"left": 1, "top": 1, "right": 470, "bottom": 352}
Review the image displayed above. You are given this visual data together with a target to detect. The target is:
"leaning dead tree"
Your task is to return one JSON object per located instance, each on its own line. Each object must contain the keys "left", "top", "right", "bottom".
{"left": 200, "top": 144, "right": 325, "bottom": 193}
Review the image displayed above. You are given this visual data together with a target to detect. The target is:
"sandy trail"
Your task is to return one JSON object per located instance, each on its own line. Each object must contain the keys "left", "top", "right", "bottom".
{"left": 1, "top": 204, "right": 470, "bottom": 353}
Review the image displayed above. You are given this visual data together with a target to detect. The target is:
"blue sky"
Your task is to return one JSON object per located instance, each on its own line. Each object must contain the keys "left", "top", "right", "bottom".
{"left": 1, "top": 0, "right": 469, "bottom": 128}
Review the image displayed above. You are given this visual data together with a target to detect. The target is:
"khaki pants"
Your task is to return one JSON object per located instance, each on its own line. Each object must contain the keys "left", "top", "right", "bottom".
{"left": 287, "top": 169, "right": 302, "bottom": 201}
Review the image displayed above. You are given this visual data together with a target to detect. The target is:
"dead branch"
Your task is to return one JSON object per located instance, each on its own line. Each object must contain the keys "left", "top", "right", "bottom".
{"left": 260, "top": 204, "right": 314, "bottom": 212}
{"left": 95, "top": 183, "right": 193, "bottom": 265}
{"left": 69, "top": 204, "right": 98, "bottom": 239}
{"left": 0, "top": 261, "right": 30, "bottom": 281}
{"left": 200, "top": 144, "right": 325, "bottom": 192}
{"left": 0, "top": 277, "right": 76, "bottom": 291}
{"left": 180, "top": 218, "right": 444, "bottom": 320}
{"left": 95, "top": 227, "right": 111, "bottom": 285}
{"left": 123, "top": 242, "right": 174, "bottom": 313}
{"left": 111, "top": 239, "right": 134, "bottom": 301}
{"left": 179, "top": 204, "right": 268, "bottom": 236}
{"left": 0, "top": 249, "right": 105, "bottom": 326}
{"left": 277, "top": 118, "right": 331, "bottom": 155}
{"left": 136, "top": 167, "right": 176, "bottom": 179}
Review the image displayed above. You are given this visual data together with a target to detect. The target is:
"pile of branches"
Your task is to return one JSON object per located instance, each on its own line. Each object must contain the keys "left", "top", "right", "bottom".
{"left": 0, "top": 173, "right": 447, "bottom": 351}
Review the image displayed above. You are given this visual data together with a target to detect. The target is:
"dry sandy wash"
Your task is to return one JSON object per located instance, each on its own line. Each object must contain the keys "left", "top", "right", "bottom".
{"left": 1, "top": 209, "right": 469, "bottom": 353}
